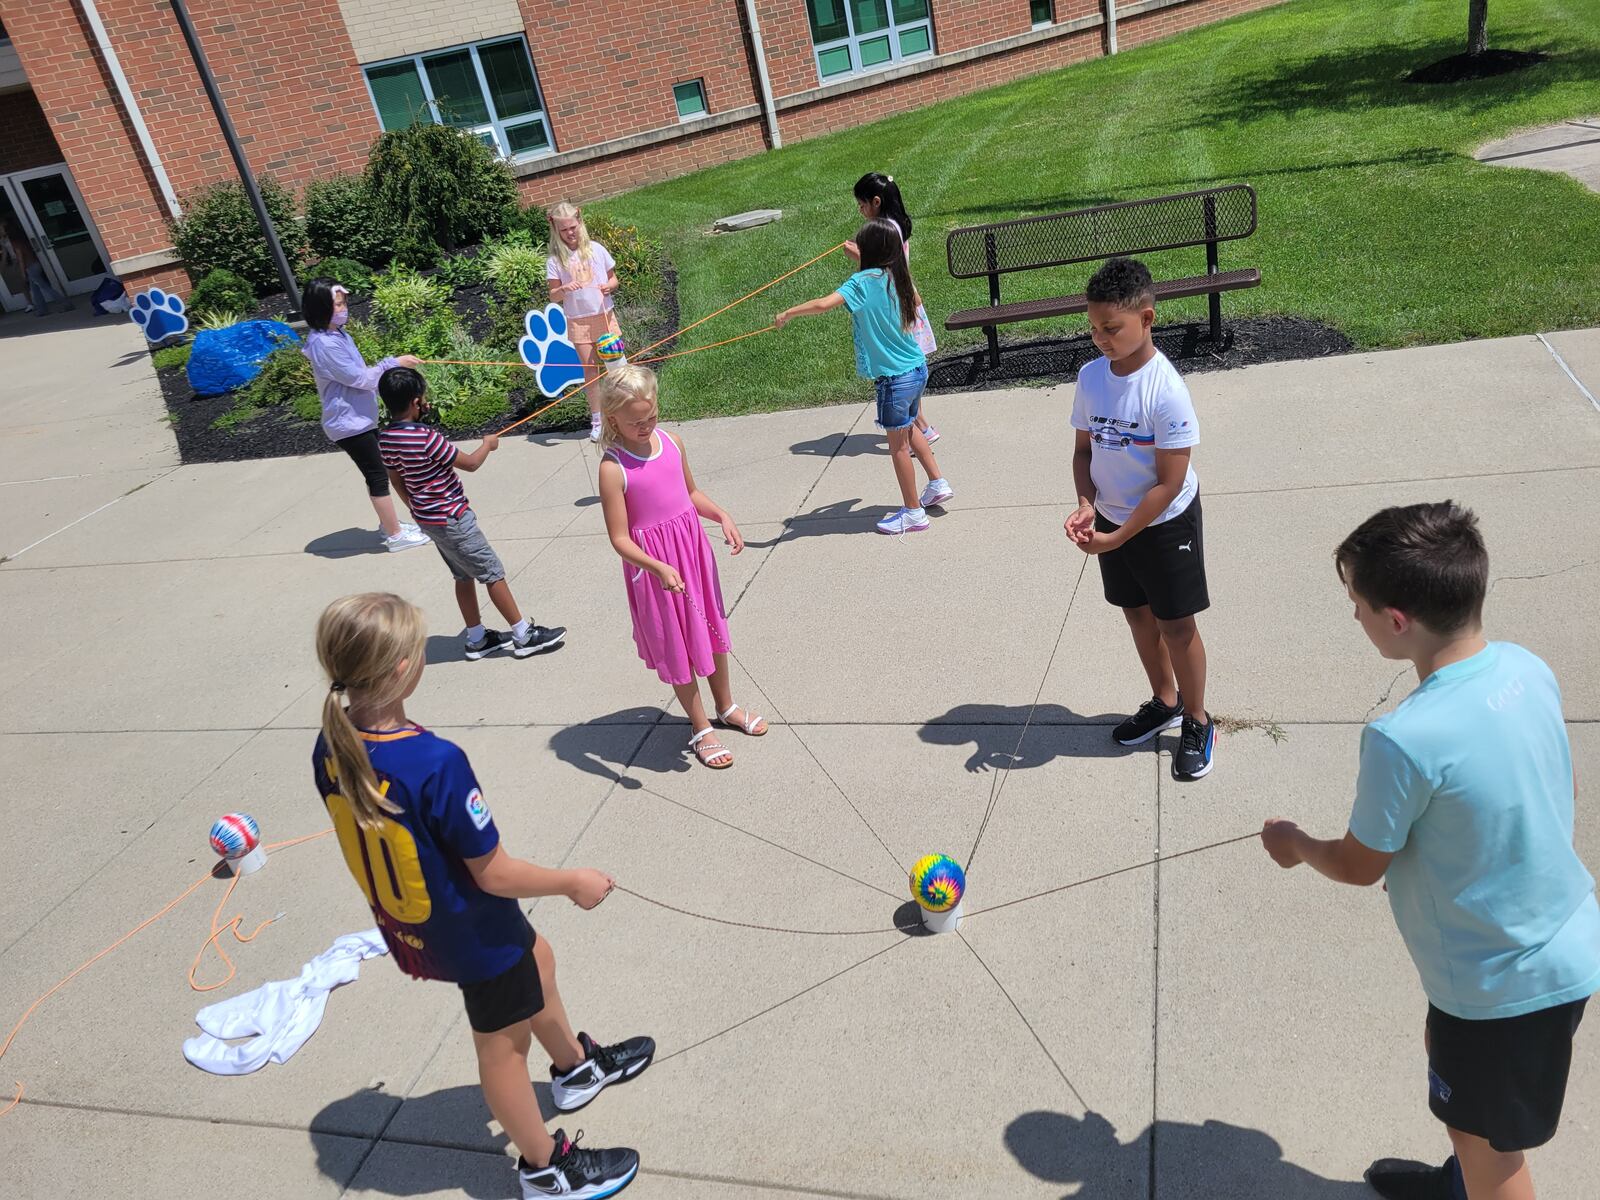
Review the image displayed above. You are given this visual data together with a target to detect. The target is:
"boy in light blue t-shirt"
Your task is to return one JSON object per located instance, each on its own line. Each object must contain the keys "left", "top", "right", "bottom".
{"left": 1262, "top": 501, "right": 1599, "bottom": 1200}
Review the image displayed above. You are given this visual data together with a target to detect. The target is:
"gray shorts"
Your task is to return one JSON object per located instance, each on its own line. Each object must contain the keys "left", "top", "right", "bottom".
{"left": 423, "top": 509, "right": 505, "bottom": 584}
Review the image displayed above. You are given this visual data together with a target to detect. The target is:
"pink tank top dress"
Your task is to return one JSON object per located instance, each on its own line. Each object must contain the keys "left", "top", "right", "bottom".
{"left": 606, "top": 432, "right": 731, "bottom": 684}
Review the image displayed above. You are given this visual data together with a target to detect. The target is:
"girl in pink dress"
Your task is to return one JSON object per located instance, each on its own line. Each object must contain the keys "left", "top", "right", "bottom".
{"left": 596, "top": 366, "right": 766, "bottom": 769}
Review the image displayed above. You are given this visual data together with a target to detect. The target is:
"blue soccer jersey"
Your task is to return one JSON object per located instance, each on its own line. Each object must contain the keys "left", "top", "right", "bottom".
{"left": 312, "top": 726, "right": 530, "bottom": 984}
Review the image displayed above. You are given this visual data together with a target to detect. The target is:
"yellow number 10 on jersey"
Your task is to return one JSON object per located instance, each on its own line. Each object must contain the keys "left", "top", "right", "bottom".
{"left": 324, "top": 783, "right": 432, "bottom": 925}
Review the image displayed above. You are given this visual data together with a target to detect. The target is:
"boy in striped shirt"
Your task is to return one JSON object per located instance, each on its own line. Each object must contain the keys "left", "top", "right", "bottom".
{"left": 378, "top": 368, "right": 565, "bottom": 660}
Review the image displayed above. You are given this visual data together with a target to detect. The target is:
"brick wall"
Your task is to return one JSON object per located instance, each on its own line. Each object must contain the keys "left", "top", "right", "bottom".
{"left": 337, "top": 0, "right": 524, "bottom": 62}
{"left": 515, "top": 118, "right": 769, "bottom": 208}
{"left": 0, "top": 90, "right": 65, "bottom": 174}
{"left": 1117, "top": 0, "right": 1284, "bottom": 50}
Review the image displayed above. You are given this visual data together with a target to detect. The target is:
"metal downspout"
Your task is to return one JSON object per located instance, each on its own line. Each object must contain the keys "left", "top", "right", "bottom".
{"left": 741, "top": 0, "right": 783, "bottom": 150}
{"left": 77, "top": 0, "right": 182, "bottom": 218}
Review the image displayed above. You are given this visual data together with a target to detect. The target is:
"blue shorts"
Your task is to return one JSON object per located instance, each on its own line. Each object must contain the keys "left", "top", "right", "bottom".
{"left": 874, "top": 365, "right": 927, "bottom": 431}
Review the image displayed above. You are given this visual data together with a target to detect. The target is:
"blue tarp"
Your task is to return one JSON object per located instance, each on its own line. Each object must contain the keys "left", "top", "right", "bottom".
{"left": 187, "top": 320, "right": 299, "bottom": 396}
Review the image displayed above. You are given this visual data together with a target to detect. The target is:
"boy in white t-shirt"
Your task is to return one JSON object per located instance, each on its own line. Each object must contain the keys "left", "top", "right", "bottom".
{"left": 1065, "top": 257, "right": 1215, "bottom": 780}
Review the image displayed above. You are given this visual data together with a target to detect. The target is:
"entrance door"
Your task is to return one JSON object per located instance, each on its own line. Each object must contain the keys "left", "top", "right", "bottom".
{"left": 4, "top": 164, "right": 111, "bottom": 303}
{"left": 0, "top": 185, "right": 32, "bottom": 312}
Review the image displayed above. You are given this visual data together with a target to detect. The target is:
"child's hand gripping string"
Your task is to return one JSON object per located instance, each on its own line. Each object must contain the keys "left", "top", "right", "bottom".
{"left": 720, "top": 516, "right": 744, "bottom": 555}
{"left": 567, "top": 867, "right": 617, "bottom": 909}
{"left": 654, "top": 563, "right": 686, "bottom": 593}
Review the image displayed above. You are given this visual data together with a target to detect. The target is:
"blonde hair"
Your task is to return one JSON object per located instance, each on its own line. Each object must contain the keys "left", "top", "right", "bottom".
{"left": 546, "top": 201, "right": 592, "bottom": 270}
{"left": 596, "top": 364, "right": 659, "bottom": 455}
{"left": 316, "top": 593, "right": 427, "bottom": 829}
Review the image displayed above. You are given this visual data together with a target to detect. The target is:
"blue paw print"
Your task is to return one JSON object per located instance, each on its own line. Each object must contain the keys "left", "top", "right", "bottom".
{"left": 518, "top": 304, "right": 586, "bottom": 398}
{"left": 130, "top": 288, "right": 189, "bottom": 343}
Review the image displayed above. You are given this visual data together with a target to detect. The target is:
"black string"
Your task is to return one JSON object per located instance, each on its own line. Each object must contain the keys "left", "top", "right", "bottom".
{"left": 615, "top": 886, "right": 918, "bottom": 936}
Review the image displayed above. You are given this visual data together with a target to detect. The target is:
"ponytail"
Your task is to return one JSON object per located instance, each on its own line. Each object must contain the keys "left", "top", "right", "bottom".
{"left": 854, "top": 219, "right": 918, "bottom": 332}
{"left": 854, "top": 172, "right": 912, "bottom": 243}
{"left": 315, "top": 593, "right": 426, "bottom": 829}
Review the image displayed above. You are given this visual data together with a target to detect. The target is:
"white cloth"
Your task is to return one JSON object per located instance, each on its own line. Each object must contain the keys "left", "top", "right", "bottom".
{"left": 183, "top": 929, "right": 388, "bottom": 1075}
{"left": 1070, "top": 350, "right": 1199, "bottom": 526}
{"left": 545, "top": 242, "right": 616, "bottom": 318}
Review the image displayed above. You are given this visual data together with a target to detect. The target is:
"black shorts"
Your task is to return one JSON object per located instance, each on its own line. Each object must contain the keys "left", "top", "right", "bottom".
{"left": 459, "top": 927, "right": 544, "bottom": 1034}
{"left": 1426, "top": 997, "right": 1588, "bottom": 1151}
{"left": 1095, "top": 493, "right": 1209, "bottom": 620}
{"left": 336, "top": 428, "right": 390, "bottom": 497}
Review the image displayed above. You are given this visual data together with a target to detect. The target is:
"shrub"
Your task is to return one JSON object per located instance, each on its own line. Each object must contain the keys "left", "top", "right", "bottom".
{"left": 365, "top": 123, "right": 516, "bottom": 258}
{"left": 302, "top": 174, "right": 397, "bottom": 267}
{"left": 151, "top": 342, "right": 191, "bottom": 371}
{"left": 511, "top": 203, "right": 550, "bottom": 246}
{"left": 302, "top": 256, "right": 374, "bottom": 293}
{"left": 584, "top": 211, "right": 664, "bottom": 303}
{"left": 371, "top": 264, "right": 448, "bottom": 330}
{"left": 419, "top": 328, "right": 512, "bottom": 432}
{"left": 171, "top": 178, "right": 305, "bottom": 293}
{"left": 193, "top": 308, "right": 246, "bottom": 331}
{"left": 433, "top": 250, "right": 487, "bottom": 291}
{"left": 238, "top": 336, "right": 318, "bottom": 414}
{"left": 484, "top": 238, "right": 548, "bottom": 310}
{"left": 187, "top": 268, "right": 256, "bottom": 318}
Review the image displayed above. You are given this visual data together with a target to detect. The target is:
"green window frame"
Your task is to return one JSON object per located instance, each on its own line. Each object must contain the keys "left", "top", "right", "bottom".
{"left": 362, "top": 36, "right": 554, "bottom": 162}
{"left": 806, "top": 0, "right": 934, "bottom": 83}
{"left": 673, "top": 79, "right": 708, "bottom": 122}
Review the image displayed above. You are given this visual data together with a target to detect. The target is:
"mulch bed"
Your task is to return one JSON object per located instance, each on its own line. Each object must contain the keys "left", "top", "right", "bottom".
{"left": 1406, "top": 49, "right": 1548, "bottom": 84}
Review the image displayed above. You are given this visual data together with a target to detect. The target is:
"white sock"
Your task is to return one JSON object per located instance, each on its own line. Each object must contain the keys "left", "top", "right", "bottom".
{"left": 908, "top": 506, "right": 926, "bottom": 518}
{"left": 590, "top": 412, "right": 602, "bottom": 425}
{"left": 466, "top": 624, "right": 486, "bottom": 642}
{"left": 929, "top": 477, "right": 945, "bottom": 487}
{"left": 512, "top": 619, "right": 531, "bottom": 641}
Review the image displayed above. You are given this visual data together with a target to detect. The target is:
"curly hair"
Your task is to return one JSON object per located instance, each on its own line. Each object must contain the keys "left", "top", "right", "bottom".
{"left": 1086, "top": 257, "right": 1155, "bottom": 311}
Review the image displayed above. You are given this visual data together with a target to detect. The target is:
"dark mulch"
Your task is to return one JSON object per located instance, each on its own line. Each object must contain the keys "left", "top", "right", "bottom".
{"left": 924, "top": 315, "right": 1354, "bottom": 393}
{"left": 1406, "top": 49, "right": 1548, "bottom": 84}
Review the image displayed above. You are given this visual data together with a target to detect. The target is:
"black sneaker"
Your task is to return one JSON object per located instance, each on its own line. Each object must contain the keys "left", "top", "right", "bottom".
{"left": 1364, "top": 1156, "right": 1461, "bottom": 1200}
{"left": 550, "top": 1031, "right": 656, "bottom": 1113}
{"left": 464, "top": 629, "right": 510, "bottom": 661}
{"left": 519, "top": 1129, "right": 638, "bottom": 1199}
{"left": 1112, "top": 695, "right": 1183, "bottom": 746}
{"left": 1173, "top": 713, "right": 1216, "bottom": 780}
{"left": 513, "top": 624, "right": 568, "bottom": 658}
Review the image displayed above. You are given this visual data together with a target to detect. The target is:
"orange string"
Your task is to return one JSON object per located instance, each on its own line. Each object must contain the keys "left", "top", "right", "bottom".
{"left": 0, "top": 827, "right": 334, "bottom": 1119}
{"left": 635, "top": 325, "right": 776, "bottom": 365}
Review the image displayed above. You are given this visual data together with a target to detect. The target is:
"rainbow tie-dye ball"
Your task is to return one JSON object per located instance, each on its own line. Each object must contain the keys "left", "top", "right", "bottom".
{"left": 209, "top": 812, "right": 260, "bottom": 860}
{"left": 909, "top": 853, "right": 965, "bottom": 912}
{"left": 595, "top": 332, "right": 627, "bottom": 368}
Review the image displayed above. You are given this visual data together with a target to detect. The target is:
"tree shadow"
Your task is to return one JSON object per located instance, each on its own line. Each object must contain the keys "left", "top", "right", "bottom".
{"left": 927, "top": 326, "right": 1217, "bottom": 393}
{"left": 547, "top": 707, "right": 688, "bottom": 788}
{"left": 1007, "top": 1110, "right": 1373, "bottom": 1199}
{"left": 920, "top": 703, "right": 1135, "bottom": 772}
{"left": 790, "top": 432, "right": 887, "bottom": 458}
{"left": 304, "top": 527, "right": 385, "bottom": 559}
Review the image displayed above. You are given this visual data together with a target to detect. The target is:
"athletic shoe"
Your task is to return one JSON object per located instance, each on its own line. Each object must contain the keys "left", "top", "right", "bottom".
{"left": 876, "top": 506, "right": 929, "bottom": 535}
{"left": 519, "top": 1129, "right": 638, "bottom": 1199}
{"left": 550, "top": 1031, "right": 656, "bottom": 1112}
{"left": 918, "top": 478, "right": 954, "bottom": 508}
{"left": 513, "top": 624, "right": 567, "bottom": 658}
{"left": 464, "top": 629, "right": 511, "bottom": 660}
{"left": 588, "top": 413, "right": 603, "bottom": 443}
{"left": 1364, "top": 1156, "right": 1462, "bottom": 1200}
{"left": 383, "top": 528, "right": 430, "bottom": 553}
{"left": 922, "top": 425, "right": 941, "bottom": 444}
{"left": 375, "top": 522, "right": 422, "bottom": 538}
{"left": 1112, "top": 695, "right": 1182, "bottom": 746}
{"left": 1173, "top": 713, "right": 1217, "bottom": 780}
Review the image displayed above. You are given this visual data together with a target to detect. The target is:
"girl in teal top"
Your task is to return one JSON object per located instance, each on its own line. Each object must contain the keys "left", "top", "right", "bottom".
{"left": 776, "top": 219, "right": 954, "bottom": 536}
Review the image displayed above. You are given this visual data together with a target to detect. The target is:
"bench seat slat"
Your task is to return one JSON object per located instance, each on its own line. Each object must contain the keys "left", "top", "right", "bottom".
{"left": 944, "top": 269, "right": 1261, "bottom": 331}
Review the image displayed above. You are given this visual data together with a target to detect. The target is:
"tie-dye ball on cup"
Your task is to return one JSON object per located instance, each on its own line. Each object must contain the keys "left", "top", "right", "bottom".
{"left": 909, "top": 853, "right": 965, "bottom": 912}
{"left": 596, "top": 332, "right": 627, "bottom": 371}
{"left": 209, "top": 812, "right": 260, "bottom": 860}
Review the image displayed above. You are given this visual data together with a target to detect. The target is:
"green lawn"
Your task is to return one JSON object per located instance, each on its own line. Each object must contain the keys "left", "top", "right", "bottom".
{"left": 596, "top": 0, "right": 1600, "bottom": 420}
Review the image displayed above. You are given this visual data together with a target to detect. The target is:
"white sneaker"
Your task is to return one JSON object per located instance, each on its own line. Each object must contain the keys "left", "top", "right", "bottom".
{"left": 384, "top": 528, "right": 430, "bottom": 553}
{"left": 919, "top": 478, "right": 953, "bottom": 508}
{"left": 876, "top": 506, "right": 929, "bottom": 535}
{"left": 588, "top": 414, "right": 603, "bottom": 443}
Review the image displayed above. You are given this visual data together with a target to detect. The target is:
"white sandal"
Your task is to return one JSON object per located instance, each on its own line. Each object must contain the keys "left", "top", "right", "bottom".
{"left": 715, "top": 703, "right": 767, "bottom": 736}
{"left": 688, "top": 727, "right": 733, "bottom": 769}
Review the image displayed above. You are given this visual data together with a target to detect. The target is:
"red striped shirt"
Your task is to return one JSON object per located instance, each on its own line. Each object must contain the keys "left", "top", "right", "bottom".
{"left": 378, "top": 423, "right": 468, "bottom": 525}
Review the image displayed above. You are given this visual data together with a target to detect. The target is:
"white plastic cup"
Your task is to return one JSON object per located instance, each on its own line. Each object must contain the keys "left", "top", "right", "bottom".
{"left": 919, "top": 897, "right": 962, "bottom": 934}
{"left": 231, "top": 846, "right": 267, "bottom": 876}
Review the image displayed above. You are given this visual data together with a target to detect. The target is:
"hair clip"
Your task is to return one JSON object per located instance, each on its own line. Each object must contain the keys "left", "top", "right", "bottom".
{"left": 330, "top": 681, "right": 347, "bottom": 693}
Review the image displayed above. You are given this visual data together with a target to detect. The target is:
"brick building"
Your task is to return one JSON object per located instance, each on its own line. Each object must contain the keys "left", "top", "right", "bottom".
{"left": 0, "top": 0, "right": 1282, "bottom": 307}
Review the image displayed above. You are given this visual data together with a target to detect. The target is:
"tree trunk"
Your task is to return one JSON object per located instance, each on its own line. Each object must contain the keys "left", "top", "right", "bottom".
{"left": 1468, "top": 0, "right": 1489, "bottom": 56}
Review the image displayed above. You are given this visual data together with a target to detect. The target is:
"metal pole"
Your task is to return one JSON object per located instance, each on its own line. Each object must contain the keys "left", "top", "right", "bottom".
{"left": 1104, "top": 0, "right": 1119, "bottom": 55}
{"left": 741, "top": 0, "right": 783, "bottom": 150}
{"left": 166, "top": 0, "right": 301, "bottom": 311}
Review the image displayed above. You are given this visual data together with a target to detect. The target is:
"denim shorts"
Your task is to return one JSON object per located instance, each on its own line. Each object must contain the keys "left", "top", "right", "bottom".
{"left": 873, "top": 364, "right": 928, "bottom": 431}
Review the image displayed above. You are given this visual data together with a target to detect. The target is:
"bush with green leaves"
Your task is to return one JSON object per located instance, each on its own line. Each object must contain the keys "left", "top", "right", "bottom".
{"left": 302, "top": 256, "right": 374, "bottom": 294}
{"left": 171, "top": 178, "right": 305, "bottom": 293}
{"left": 365, "top": 123, "right": 516, "bottom": 258}
{"left": 302, "top": 174, "right": 397, "bottom": 267}
{"left": 484, "top": 238, "right": 548, "bottom": 310}
{"left": 236, "top": 335, "right": 319, "bottom": 415}
{"left": 371, "top": 264, "right": 448, "bottom": 330}
{"left": 187, "top": 268, "right": 256, "bottom": 319}
{"left": 512, "top": 203, "right": 550, "bottom": 246}
{"left": 151, "top": 342, "right": 191, "bottom": 371}
{"left": 583, "top": 211, "right": 664, "bottom": 303}
{"left": 419, "top": 328, "right": 512, "bottom": 433}
{"left": 433, "top": 250, "right": 487, "bottom": 291}
{"left": 193, "top": 308, "right": 246, "bottom": 331}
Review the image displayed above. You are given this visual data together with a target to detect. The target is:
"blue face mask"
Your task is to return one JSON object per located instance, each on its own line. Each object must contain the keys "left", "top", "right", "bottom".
{"left": 330, "top": 308, "right": 348, "bottom": 329}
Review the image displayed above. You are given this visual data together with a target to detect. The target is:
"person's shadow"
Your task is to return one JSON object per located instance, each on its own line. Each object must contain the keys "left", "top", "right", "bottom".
{"left": 304, "top": 527, "right": 385, "bottom": 558}
{"left": 790, "top": 432, "right": 886, "bottom": 458}
{"left": 744, "top": 498, "right": 886, "bottom": 548}
{"left": 920, "top": 703, "right": 1133, "bottom": 772}
{"left": 1007, "top": 1110, "right": 1373, "bottom": 1198}
{"left": 547, "top": 706, "right": 693, "bottom": 788}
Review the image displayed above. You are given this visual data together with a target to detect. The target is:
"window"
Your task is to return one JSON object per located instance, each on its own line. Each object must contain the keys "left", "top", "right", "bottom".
{"left": 805, "top": 0, "right": 934, "bottom": 83}
{"left": 1030, "top": 0, "right": 1054, "bottom": 27}
{"left": 673, "top": 79, "right": 708, "bottom": 122}
{"left": 363, "top": 37, "right": 553, "bottom": 161}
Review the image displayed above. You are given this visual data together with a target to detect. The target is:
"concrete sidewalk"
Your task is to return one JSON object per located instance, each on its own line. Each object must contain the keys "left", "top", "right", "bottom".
{"left": 2, "top": 323, "right": 1598, "bottom": 1199}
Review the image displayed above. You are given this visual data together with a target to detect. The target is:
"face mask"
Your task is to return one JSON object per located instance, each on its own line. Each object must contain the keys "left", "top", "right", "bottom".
{"left": 330, "top": 309, "right": 348, "bottom": 328}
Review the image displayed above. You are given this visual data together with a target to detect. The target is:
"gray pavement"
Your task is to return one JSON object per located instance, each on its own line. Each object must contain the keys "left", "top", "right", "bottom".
{"left": 1476, "top": 116, "right": 1600, "bottom": 194}
{"left": 2, "top": 312, "right": 1599, "bottom": 1199}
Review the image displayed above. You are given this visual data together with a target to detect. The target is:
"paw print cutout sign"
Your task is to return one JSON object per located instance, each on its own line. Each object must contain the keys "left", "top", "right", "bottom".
{"left": 518, "top": 304, "right": 587, "bottom": 398}
{"left": 130, "top": 288, "right": 189, "bottom": 343}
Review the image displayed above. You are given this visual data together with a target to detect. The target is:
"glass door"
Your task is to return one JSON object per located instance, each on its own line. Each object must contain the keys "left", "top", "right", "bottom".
{"left": 0, "top": 182, "right": 31, "bottom": 312}
{"left": 10, "top": 164, "right": 110, "bottom": 297}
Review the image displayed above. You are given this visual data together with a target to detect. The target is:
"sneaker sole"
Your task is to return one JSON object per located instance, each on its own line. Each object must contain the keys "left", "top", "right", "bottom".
{"left": 552, "top": 1050, "right": 655, "bottom": 1113}
{"left": 464, "top": 644, "right": 506, "bottom": 661}
{"left": 385, "top": 539, "right": 429, "bottom": 552}
{"left": 1174, "top": 756, "right": 1215, "bottom": 781}
{"left": 1113, "top": 712, "right": 1183, "bottom": 746}
{"left": 513, "top": 631, "right": 568, "bottom": 659}
{"left": 921, "top": 491, "right": 954, "bottom": 508}
{"left": 876, "top": 522, "right": 930, "bottom": 535}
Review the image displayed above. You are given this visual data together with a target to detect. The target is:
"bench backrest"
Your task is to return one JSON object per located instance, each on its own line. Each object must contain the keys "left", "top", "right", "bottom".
{"left": 946, "top": 184, "right": 1257, "bottom": 279}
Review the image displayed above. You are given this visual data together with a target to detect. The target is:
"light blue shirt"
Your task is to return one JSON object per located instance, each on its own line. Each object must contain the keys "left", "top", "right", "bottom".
{"left": 835, "top": 269, "right": 924, "bottom": 381}
{"left": 303, "top": 328, "right": 398, "bottom": 442}
{"left": 1350, "top": 642, "right": 1600, "bottom": 1019}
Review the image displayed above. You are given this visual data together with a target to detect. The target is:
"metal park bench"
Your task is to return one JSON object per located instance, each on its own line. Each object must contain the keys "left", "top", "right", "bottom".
{"left": 944, "top": 184, "right": 1260, "bottom": 367}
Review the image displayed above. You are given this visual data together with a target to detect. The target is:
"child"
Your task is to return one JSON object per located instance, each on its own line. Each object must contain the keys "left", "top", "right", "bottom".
{"left": 1064, "top": 256, "right": 1214, "bottom": 780}
{"left": 313, "top": 592, "right": 652, "bottom": 1199}
{"left": 1261, "top": 502, "right": 1599, "bottom": 1200}
{"left": 844, "top": 172, "right": 938, "bottom": 442}
{"left": 545, "top": 202, "right": 621, "bottom": 443}
{"left": 595, "top": 365, "right": 764, "bottom": 769}
{"left": 1, "top": 221, "right": 71, "bottom": 317}
{"left": 775, "top": 218, "right": 953, "bottom": 536}
{"left": 377, "top": 367, "right": 565, "bottom": 661}
{"left": 301, "top": 278, "right": 429, "bottom": 553}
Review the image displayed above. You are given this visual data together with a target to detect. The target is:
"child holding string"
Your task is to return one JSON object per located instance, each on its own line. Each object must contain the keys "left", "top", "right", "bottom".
{"left": 545, "top": 202, "right": 621, "bottom": 442}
